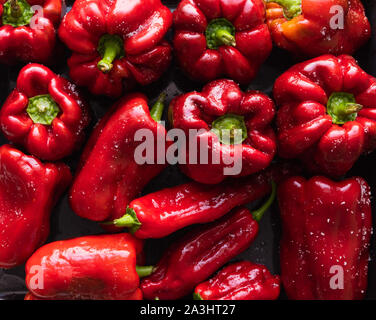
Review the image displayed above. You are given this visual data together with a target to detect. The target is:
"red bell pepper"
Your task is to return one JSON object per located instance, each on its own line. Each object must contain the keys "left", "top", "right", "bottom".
{"left": 25, "top": 233, "right": 153, "bottom": 300}
{"left": 105, "top": 161, "right": 299, "bottom": 239}
{"left": 141, "top": 203, "right": 274, "bottom": 300}
{"left": 58, "top": 0, "right": 172, "bottom": 97}
{"left": 0, "top": 0, "right": 62, "bottom": 64}
{"left": 193, "top": 261, "right": 280, "bottom": 300}
{"left": 274, "top": 54, "right": 376, "bottom": 177}
{"left": 278, "top": 176, "right": 372, "bottom": 300}
{"left": 173, "top": 0, "right": 272, "bottom": 84}
{"left": 169, "top": 79, "right": 276, "bottom": 184}
{"left": 0, "top": 144, "right": 71, "bottom": 269}
{"left": 70, "top": 93, "right": 168, "bottom": 223}
{"left": 0, "top": 63, "right": 90, "bottom": 161}
{"left": 265, "top": 0, "right": 370, "bottom": 57}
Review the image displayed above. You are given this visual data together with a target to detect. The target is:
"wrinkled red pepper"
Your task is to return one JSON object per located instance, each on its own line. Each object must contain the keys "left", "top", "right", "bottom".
{"left": 70, "top": 93, "right": 168, "bottom": 223}
{"left": 105, "top": 161, "right": 298, "bottom": 239}
{"left": 274, "top": 54, "right": 376, "bottom": 177}
{"left": 265, "top": 0, "right": 370, "bottom": 57}
{"left": 193, "top": 261, "right": 280, "bottom": 300}
{"left": 278, "top": 176, "right": 372, "bottom": 300}
{"left": 58, "top": 0, "right": 172, "bottom": 97}
{"left": 0, "top": 144, "right": 71, "bottom": 269}
{"left": 141, "top": 204, "right": 274, "bottom": 300}
{"left": 0, "top": 0, "right": 62, "bottom": 64}
{"left": 25, "top": 233, "right": 153, "bottom": 300}
{"left": 0, "top": 63, "right": 90, "bottom": 161}
{"left": 169, "top": 79, "right": 276, "bottom": 184}
{"left": 173, "top": 0, "right": 272, "bottom": 84}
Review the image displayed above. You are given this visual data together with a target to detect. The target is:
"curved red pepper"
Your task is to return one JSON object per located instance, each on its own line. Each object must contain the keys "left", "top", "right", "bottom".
{"left": 170, "top": 79, "right": 276, "bottom": 184}
{"left": 0, "top": 144, "right": 71, "bottom": 269}
{"left": 173, "top": 0, "right": 272, "bottom": 84}
{"left": 194, "top": 261, "right": 280, "bottom": 300}
{"left": 0, "top": 0, "right": 62, "bottom": 64}
{"left": 274, "top": 54, "right": 376, "bottom": 177}
{"left": 70, "top": 93, "right": 168, "bottom": 223}
{"left": 106, "top": 161, "right": 298, "bottom": 239}
{"left": 25, "top": 233, "right": 151, "bottom": 300}
{"left": 141, "top": 207, "right": 262, "bottom": 300}
{"left": 58, "top": 0, "right": 172, "bottom": 97}
{"left": 278, "top": 176, "right": 372, "bottom": 300}
{"left": 265, "top": 0, "right": 370, "bottom": 57}
{"left": 0, "top": 64, "right": 90, "bottom": 161}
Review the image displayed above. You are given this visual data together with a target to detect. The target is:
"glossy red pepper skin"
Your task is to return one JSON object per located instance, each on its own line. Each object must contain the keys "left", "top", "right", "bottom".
{"left": 112, "top": 162, "right": 297, "bottom": 239}
{"left": 274, "top": 54, "right": 376, "bottom": 177}
{"left": 141, "top": 207, "right": 259, "bottom": 300}
{"left": 170, "top": 79, "right": 276, "bottom": 184}
{"left": 0, "top": 64, "right": 90, "bottom": 161}
{"left": 58, "top": 0, "right": 172, "bottom": 97}
{"left": 194, "top": 261, "right": 280, "bottom": 300}
{"left": 278, "top": 176, "right": 372, "bottom": 300}
{"left": 173, "top": 0, "right": 272, "bottom": 84}
{"left": 0, "top": 0, "right": 62, "bottom": 64}
{"left": 0, "top": 144, "right": 71, "bottom": 269}
{"left": 70, "top": 93, "right": 167, "bottom": 223}
{"left": 266, "top": 0, "right": 370, "bottom": 57}
{"left": 25, "top": 234, "right": 144, "bottom": 300}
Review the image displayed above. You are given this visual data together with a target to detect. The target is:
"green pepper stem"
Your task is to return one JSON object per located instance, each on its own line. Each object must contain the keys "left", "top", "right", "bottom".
{"left": 136, "top": 266, "right": 154, "bottom": 278}
{"left": 26, "top": 94, "right": 60, "bottom": 126}
{"left": 193, "top": 293, "right": 204, "bottom": 300}
{"left": 150, "top": 93, "right": 166, "bottom": 122}
{"left": 267, "top": 0, "right": 302, "bottom": 19}
{"left": 103, "top": 207, "right": 141, "bottom": 233}
{"left": 252, "top": 182, "right": 277, "bottom": 222}
{"left": 97, "top": 35, "right": 124, "bottom": 73}
{"left": 326, "top": 92, "right": 362, "bottom": 125}
{"left": 215, "top": 29, "right": 236, "bottom": 47}
{"left": 211, "top": 113, "right": 248, "bottom": 145}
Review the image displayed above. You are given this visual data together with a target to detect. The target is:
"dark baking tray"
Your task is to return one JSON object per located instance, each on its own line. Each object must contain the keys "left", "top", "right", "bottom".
{"left": 1, "top": 0, "right": 376, "bottom": 300}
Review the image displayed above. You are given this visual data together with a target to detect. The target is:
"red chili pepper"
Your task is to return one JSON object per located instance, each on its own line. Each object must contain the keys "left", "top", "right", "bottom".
{"left": 265, "top": 0, "right": 370, "bottom": 57}
{"left": 169, "top": 79, "right": 276, "bottom": 184}
{"left": 278, "top": 176, "right": 372, "bottom": 300}
{"left": 173, "top": 0, "right": 272, "bottom": 84}
{"left": 58, "top": 0, "right": 172, "bottom": 97}
{"left": 0, "top": 144, "right": 71, "bottom": 269}
{"left": 69, "top": 93, "right": 168, "bottom": 223}
{"left": 0, "top": 64, "right": 90, "bottom": 161}
{"left": 193, "top": 261, "right": 280, "bottom": 300}
{"left": 105, "top": 160, "right": 298, "bottom": 239}
{"left": 0, "top": 0, "right": 62, "bottom": 64}
{"left": 141, "top": 202, "right": 275, "bottom": 300}
{"left": 25, "top": 233, "right": 153, "bottom": 300}
{"left": 274, "top": 54, "right": 376, "bottom": 177}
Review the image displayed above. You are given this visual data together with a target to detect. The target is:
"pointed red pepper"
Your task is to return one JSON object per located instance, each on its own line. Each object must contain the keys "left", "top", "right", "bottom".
{"left": 274, "top": 54, "right": 376, "bottom": 177}
{"left": 69, "top": 93, "right": 168, "bottom": 223}
{"left": 25, "top": 233, "right": 152, "bottom": 300}
{"left": 141, "top": 202, "right": 275, "bottom": 300}
{"left": 265, "top": 0, "right": 370, "bottom": 57}
{"left": 104, "top": 161, "right": 299, "bottom": 238}
{"left": 0, "top": 144, "right": 71, "bottom": 269}
{"left": 58, "top": 0, "right": 172, "bottom": 97}
{"left": 278, "top": 176, "right": 372, "bottom": 300}
{"left": 0, "top": 63, "right": 90, "bottom": 161}
{"left": 193, "top": 261, "right": 280, "bottom": 300}
{"left": 0, "top": 0, "right": 63, "bottom": 64}
{"left": 169, "top": 79, "right": 276, "bottom": 184}
{"left": 173, "top": 0, "right": 272, "bottom": 84}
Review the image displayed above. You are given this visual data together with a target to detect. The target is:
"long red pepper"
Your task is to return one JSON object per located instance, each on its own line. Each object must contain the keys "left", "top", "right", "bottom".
{"left": 140, "top": 189, "right": 276, "bottom": 300}
{"left": 106, "top": 163, "right": 295, "bottom": 239}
